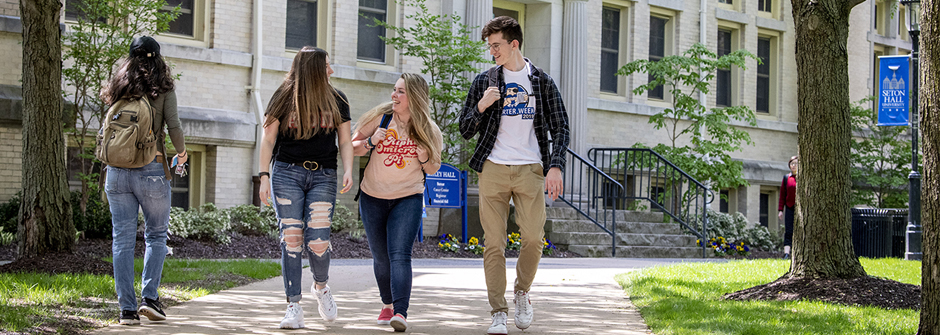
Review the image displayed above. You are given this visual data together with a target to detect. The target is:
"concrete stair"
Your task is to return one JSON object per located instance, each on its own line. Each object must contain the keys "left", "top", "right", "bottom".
{"left": 544, "top": 207, "right": 705, "bottom": 258}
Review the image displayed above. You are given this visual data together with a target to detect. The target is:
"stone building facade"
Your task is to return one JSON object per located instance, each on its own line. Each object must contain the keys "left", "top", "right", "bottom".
{"left": 0, "top": 0, "right": 912, "bottom": 235}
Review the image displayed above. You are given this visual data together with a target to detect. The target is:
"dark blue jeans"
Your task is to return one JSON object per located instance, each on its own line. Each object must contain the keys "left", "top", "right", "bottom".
{"left": 359, "top": 192, "right": 423, "bottom": 317}
{"left": 106, "top": 159, "right": 170, "bottom": 312}
{"left": 270, "top": 161, "right": 337, "bottom": 302}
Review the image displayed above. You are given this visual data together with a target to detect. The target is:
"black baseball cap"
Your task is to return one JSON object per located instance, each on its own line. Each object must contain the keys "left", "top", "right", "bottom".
{"left": 129, "top": 36, "right": 160, "bottom": 57}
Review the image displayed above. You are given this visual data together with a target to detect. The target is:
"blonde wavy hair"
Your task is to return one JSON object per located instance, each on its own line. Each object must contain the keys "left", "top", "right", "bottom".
{"left": 355, "top": 73, "right": 442, "bottom": 165}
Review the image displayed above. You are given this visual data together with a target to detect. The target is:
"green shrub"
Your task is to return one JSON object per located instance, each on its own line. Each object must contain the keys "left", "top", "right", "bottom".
{"left": 169, "top": 203, "right": 232, "bottom": 244}
{"left": 0, "top": 226, "right": 14, "bottom": 246}
{"left": 228, "top": 204, "right": 277, "bottom": 238}
{"left": 70, "top": 186, "right": 112, "bottom": 239}
{"left": 692, "top": 209, "right": 778, "bottom": 252}
{"left": 331, "top": 203, "right": 362, "bottom": 233}
{"left": 0, "top": 192, "right": 21, "bottom": 235}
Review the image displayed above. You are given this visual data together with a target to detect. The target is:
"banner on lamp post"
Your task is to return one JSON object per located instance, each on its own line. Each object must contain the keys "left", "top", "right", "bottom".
{"left": 877, "top": 55, "right": 911, "bottom": 126}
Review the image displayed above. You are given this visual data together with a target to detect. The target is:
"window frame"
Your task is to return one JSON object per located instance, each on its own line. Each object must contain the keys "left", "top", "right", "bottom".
{"left": 757, "top": 0, "right": 779, "bottom": 19}
{"left": 647, "top": 7, "right": 675, "bottom": 106}
{"left": 356, "top": 0, "right": 398, "bottom": 71}
{"left": 716, "top": 0, "right": 738, "bottom": 11}
{"left": 157, "top": 0, "right": 210, "bottom": 48}
{"left": 716, "top": 21, "right": 741, "bottom": 108}
{"left": 285, "top": 0, "right": 330, "bottom": 53}
{"left": 755, "top": 30, "right": 778, "bottom": 116}
{"left": 600, "top": 2, "right": 632, "bottom": 97}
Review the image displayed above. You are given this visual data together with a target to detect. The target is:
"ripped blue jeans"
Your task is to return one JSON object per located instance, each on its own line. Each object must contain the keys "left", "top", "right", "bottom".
{"left": 270, "top": 160, "right": 337, "bottom": 302}
{"left": 106, "top": 158, "right": 171, "bottom": 312}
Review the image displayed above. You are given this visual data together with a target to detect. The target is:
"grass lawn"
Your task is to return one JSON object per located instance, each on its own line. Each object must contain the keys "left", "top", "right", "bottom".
{"left": 618, "top": 258, "right": 921, "bottom": 335}
{"left": 0, "top": 258, "right": 281, "bottom": 333}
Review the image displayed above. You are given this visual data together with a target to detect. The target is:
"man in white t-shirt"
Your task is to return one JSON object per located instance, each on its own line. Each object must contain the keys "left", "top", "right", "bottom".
{"left": 459, "top": 16, "right": 570, "bottom": 335}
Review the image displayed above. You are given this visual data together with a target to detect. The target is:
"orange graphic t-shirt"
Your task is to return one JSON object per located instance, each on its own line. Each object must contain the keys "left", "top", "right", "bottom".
{"left": 360, "top": 117, "right": 433, "bottom": 200}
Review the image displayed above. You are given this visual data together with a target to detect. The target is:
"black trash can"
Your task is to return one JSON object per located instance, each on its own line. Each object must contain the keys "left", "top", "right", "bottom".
{"left": 887, "top": 209, "right": 909, "bottom": 258}
{"left": 851, "top": 208, "right": 893, "bottom": 258}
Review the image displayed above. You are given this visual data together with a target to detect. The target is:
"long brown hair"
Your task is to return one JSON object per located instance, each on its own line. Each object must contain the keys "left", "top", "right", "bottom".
{"left": 264, "top": 46, "right": 343, "bottom": 139}
{"left": 100, "top": 47, "right": 175, "bottom": 105}
{"left": 355, "top": 73, "right": 442, "bottom": 165}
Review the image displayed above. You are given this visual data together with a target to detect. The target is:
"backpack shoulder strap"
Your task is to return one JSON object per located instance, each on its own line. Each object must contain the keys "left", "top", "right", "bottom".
{"left": 487, "top": 66, "right": 499, "bottom": 88}
{"left": 379, "top": 113, "right": 392, "bottom": 129}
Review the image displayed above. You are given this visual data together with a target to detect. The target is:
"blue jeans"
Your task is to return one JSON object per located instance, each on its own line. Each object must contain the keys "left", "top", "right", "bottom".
{"left": 270, "top": 161, "right": 337, "bottom": 302}
{"left": 106, "top": 159, "right": 170, "bottom": 312}
{"left": 359, "top": 192, "right": 423, "bottom": 317}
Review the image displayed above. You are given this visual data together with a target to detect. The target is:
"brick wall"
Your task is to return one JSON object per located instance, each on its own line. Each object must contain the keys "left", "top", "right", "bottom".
{"left": 0, "top": 33, "right": 21, "bottom": 86}
{"left": 212, "top": 0, "right": 253, "bottom": 53}
{"left": 211, "top": 146, "right": 253, "bottom": 208}
{"left": 0, "top": 0, "right": 17, "bottom": 17}
{"left": 172, "top": 61, "right": 251, "bottom": 114}
{"left": 0, "top": 125, "right": 22, "bottom": 202}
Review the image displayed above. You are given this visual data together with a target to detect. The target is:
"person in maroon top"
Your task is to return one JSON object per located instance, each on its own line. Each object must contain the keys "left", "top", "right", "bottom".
{"left": 777, "top": 156, "right": 798, "bottom": 259}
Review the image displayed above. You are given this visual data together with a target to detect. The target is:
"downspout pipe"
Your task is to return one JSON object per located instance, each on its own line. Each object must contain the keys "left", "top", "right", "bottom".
{"left": 699, "top": 0, "right": 707, "bottom": 106}
{"left": 250, "top": 0, "right": 264, "bottom": 202}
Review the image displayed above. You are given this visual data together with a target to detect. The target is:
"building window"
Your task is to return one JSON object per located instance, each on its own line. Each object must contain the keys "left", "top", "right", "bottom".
{"left": 286, "top": 0, "right": 318, "bottom": 49}
{"left": 717, "top": 29, "right": 733, "bottom": 107}
{"left": 757, "top": 37, "right": 771, "bottom": 113}
{"left": 719, "top": 0, "right": 732, "bottom": 4}
{"left": 719, "top": 189, "right": 730, "bottom": 213}
{"left": 160, "top": 0, "right": 196, "bottom": 37}
{"left": 601, "top": 7, "right": 621, "bottom": 94}
{"left": 759, "top": 192, "right": 770, "bottom": 227}
{"left": 358, "top": 0, "right": 388, "bottom": 63}
{"left": 648, "top": 15, "right": 669, "bottom": 100}
{"left": 898, "top": 5, "right": 909, "bottom": 40}
{"left": 758, "top": 0, "right": 772, "bottom": 12}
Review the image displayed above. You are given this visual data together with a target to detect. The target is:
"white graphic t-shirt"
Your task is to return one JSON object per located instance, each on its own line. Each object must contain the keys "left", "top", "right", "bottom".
{"left": 488, "top": 63, "right": 542, "bottom": 166}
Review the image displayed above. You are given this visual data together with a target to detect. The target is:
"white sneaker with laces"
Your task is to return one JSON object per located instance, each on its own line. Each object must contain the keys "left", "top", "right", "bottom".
{"left": 279, "top": 302, "right": 304, "bottom": 329}
{"left": 488, "top": 311, "right": 508, "bottom": 335}
{"left": 313, "top": 284, "right": 338, "bottom": 322}
{"left": 514, "top": 290, "right": 533, "bottom": 329}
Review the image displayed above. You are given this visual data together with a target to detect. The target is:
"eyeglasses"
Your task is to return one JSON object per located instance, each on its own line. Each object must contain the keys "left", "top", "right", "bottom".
{"left": 487, "top": 43, "right": 504, "bottom": 51}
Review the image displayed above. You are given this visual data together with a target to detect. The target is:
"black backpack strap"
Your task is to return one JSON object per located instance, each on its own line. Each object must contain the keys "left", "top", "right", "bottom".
{"left": 355, "top": 113, "right": 394, "bottom": 201}
{"left": 487, "top": 65, "right": 499, "bottom": 88}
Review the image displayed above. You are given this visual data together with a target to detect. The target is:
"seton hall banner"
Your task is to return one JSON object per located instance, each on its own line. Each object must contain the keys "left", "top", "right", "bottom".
{"left": 877, "top": 55, "right": 911, "bottom": 126}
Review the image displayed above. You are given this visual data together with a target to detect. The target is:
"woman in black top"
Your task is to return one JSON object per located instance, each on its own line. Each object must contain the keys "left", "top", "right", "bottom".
{"left": 257, "top": 46, "right": 353, "bottom": 329}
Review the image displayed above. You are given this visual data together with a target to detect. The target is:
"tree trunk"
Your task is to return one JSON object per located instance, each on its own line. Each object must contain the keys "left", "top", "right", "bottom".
{"left": 17, "top": 0, "right": 75, "bottom": 258}
{"left": 787, "top": 0, "right": 866, "bottom": 278}
{"left": 919, "top": 0, "right": 939, "bottom": 331}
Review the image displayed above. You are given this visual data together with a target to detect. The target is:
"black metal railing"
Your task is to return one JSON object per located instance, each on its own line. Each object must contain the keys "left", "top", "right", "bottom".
{"left": 588, "top": 148, "right": 711, "bottom": 257}
{"left": 558, "top": 147, "right": 624, "bottom": 256}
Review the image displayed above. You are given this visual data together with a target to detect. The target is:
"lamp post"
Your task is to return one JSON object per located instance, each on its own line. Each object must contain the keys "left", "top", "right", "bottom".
{"left": 900, "top": 0, "right": 922, "bottom": 261}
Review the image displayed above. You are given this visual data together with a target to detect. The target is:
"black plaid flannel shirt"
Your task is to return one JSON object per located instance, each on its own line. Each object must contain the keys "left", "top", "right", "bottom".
{"left": 459, "top": 60, "right": 570, "bottom": 174}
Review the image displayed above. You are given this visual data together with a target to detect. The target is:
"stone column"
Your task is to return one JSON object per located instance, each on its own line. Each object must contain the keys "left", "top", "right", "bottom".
{"left": 561, "top": 0, "right": 588, "bottom": 156}
{"left": 466, "top": 0, "right": 493, "bottom": 71}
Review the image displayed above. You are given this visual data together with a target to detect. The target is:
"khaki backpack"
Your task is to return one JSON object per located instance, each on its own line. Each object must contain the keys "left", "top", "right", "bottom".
{"left": 95, "top": 97, "right": 158, "bottom": 168}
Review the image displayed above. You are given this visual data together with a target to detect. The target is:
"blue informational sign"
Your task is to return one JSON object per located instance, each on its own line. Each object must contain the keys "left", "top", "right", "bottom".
{"left": 422, "top": 163, "right": 469, "bottom": 243}
{"left": 425, "top": 164, "right": 462, "bottom": 208}
{"left": 878, "top": 55, "right": 911, "bottom": 126}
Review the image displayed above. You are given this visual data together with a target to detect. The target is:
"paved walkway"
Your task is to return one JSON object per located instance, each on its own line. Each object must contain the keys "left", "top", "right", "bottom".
{"left": 94, "top": 258, "right": 705, "bottom": 334}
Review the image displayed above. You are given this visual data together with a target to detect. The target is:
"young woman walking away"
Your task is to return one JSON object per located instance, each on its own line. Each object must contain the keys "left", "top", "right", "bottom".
{"left": 352, "top": 73, "right": 443, "bottom": 332}
{"left": 102, "top": 36, "right": 187, "bottom": 325}
{"left": 258, "top": 46, "right": 354, "bottom": 329}
{"left": 778, "top": 155, "right": 798, "bottom": 259}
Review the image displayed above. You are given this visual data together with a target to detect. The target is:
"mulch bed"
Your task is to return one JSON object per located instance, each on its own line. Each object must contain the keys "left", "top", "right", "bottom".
{"left": 723, "top": 275, "right": 921, "bottom": 310}
{"left": 0, "top": 232, "right": 579, "bottom": 276}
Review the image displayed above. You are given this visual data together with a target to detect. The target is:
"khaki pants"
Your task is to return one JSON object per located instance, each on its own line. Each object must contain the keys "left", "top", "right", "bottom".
{"left": 478, "top": 160, "right": 546, "bottom": 314}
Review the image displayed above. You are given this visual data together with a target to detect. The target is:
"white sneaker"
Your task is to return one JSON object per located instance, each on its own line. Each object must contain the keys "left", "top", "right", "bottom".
{"left": 313, "top": 284, "right": 338, "bottom": 322}
{"left": 279, "top": 302, "right": 304, "bottom": 329}
{"left": 487, "top": 311, "right": 508, "bottom": 335}
{"left": 513, "top": 290, "right": 533, "bottom": 329}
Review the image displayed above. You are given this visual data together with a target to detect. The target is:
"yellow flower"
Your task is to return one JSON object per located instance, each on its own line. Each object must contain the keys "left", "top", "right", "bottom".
{"left": 445, "top": 243, "right": 451, "bottom": 247}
